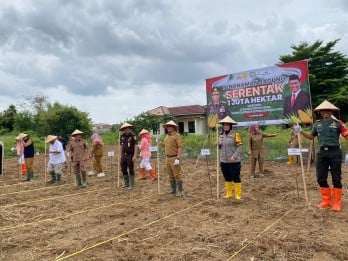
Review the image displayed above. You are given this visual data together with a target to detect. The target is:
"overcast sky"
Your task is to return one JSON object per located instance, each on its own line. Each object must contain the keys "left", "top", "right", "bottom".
{"left": 0, "top": 0, "right": 347, "bottom": 124}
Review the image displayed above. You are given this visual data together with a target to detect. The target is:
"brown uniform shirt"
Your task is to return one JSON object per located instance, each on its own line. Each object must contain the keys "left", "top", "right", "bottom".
{"left": 69, "top": 139, "right": 89, "bottom": 161}
{"left": 92, "top": 142, "right": 104, "bottom": 157}
{"left": 164, "top": 131, "right": 183, "bottom": 157}
{"left": 249, "top": 133, "right": 276, "bottom": 158}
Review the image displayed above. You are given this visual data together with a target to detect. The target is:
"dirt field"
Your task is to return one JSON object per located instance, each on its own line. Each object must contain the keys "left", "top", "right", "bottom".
{"left": 0, "top": 147, "right": 347, "bottom": 261}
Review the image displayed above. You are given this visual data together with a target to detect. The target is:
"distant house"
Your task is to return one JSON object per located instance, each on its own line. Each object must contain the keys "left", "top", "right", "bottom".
{"left": 148, "top": 105, "right": 208, "bottom": 135}
{"left": 92, "top": 123, "right": 111, "bottom": 133}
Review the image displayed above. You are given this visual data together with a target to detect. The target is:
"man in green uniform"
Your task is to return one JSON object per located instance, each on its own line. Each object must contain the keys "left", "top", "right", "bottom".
{"left": 296, "top": 100, "right": 348, "bottom": 212}
{"left": 163, "top": 120, "right": 183, "bottom": 197}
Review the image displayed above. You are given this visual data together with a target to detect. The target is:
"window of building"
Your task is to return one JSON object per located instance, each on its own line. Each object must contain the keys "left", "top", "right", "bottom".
{"left": 178, "top": 122, "right": 184, "bottom": 134}
{"left": 188, "top": 121, "right": 195, "bottom": 133}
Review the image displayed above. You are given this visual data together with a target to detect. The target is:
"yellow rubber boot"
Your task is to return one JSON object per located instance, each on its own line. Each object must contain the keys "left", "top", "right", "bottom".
{"left": 223, "top": 182, "right": 233, "bottom": 199}
{"left": 287, "top": 155, "right": 295, "bottom": 165}
{"left": 234, "top": 183, "right": 242, "bottom": 200}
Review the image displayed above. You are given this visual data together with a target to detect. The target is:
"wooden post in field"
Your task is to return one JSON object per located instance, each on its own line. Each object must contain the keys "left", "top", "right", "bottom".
{"left": 216, "top": 125, "right": 220, "bottom": 199}
{"left": 117, "top": 131, "right": 121, "bottom": 188}
{"left": 297, "top": 125, "right": 309, "bottom": 206}
{"left": 44, "top": 137, "right": 47, "bottom": 183}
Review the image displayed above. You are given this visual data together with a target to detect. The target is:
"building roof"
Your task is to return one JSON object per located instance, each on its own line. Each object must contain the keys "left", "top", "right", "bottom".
{"left": 148, "top": 105, "right": 206, "bottom": 116}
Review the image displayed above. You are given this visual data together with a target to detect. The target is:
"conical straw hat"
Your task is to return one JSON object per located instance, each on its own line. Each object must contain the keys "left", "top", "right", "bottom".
{"left": 46, "top": 135, "right": 57, "bottom": 143}
{"left": 218, "top": 116, "right": 238, "bottom": 125}
{"left": 163, "top": 120, "right": 178, "bottom": 128}
{"left": 71, "top": 129, "right": 84, "bottom": 136}
{"left": 120, "top": 122, "right": 134, "bottom": 131}
{"left": 15, "top": 133, "right": 28, "bottom": 140}
{"left": 314, "top": 100, "right": 339, "bottom": 112}
{"left": 139, "top": 129, "right": 150, "bottom": 135}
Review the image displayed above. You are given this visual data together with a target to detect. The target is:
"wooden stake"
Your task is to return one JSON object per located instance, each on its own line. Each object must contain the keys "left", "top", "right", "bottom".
{"left": 44, "top": 137, "right": 47, "bottom": 183}
{"left": 216, "top": 125, "right": 220, "bottom": 199}
{"left": 294, "top": 161, "right": 300, "bottom": 200}
{"left": 156, "top": 136, "right": 160, "bottom": 194}
{"left": 297, "top": 126, "right": 309, "bottom": 206}
{"left": 117, "top": 131, "right": 121, "bottom": 188}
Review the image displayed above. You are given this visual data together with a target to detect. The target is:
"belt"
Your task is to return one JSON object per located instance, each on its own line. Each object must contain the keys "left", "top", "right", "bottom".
{"left": 320, "top": 146, "right": 340, "bottom": 151}
{"left": 166, "top": 154, "right": 177, "bottom": 157}
{"left": 123, "top": 152, "right": 134, "bottom": 155}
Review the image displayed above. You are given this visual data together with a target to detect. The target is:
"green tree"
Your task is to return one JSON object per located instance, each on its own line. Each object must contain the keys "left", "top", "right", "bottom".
{"left": 279, "top": 39, "right": 348, "bottom": 115}
{"left": 13, "top": 111, "right": 35, "bottom": 131}
{"left": 35, "top": 102, "right": 92, "bottom": 137}
{"left": 128, "top": 112, "right": 175, "bottom": 134}
{"left": 0, "top": 104, "right": 17, "bottom": 132}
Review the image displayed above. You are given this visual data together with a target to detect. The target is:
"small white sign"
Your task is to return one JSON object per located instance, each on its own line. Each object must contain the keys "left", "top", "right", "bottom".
{"left": 288, "top": 148, "right": 300, "bottom": 155}
{"left": 201, "top": 149, "right": 210, "bottom": 156}
{"left": 150, "top": 146, "right": 158, "bottom": 152}
{"left": 108, "top": 151, "right": 115, "bottom": 157}
{"left": 288, "top": 148, "right": 308, "bottom": 155}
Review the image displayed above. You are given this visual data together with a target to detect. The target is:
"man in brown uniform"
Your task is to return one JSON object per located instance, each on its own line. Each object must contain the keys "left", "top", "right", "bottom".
{"left": 163, "top": 120, "right": 183, "bottom": 197}
{"left": 69, "top": 129, "right": 89, "bottom": 188}
{"left": 119, "top": 122, "right": 138, "bottom": 190}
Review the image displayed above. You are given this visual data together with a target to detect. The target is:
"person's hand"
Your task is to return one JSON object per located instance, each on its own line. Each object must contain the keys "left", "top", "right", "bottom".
{"left": 345, "top": 154, "right": 348, "bottom": 166}
{"left": 294, "top": 125, "right": 302, "bottom": 133}
{"left": 174, "top": 159, "right": 180, "bottom": 165}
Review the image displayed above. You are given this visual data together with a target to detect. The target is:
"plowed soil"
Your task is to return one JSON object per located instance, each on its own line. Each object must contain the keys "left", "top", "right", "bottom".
{"left": 0, "top": 146, "right": 347, "bottom": 261}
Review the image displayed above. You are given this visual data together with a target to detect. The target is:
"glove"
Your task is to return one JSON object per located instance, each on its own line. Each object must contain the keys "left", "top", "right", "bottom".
{"left": 294, "top": 125, "right": 302, "bottom": 133}
{"left": 174, "top": 159, "right": 180, "bottom": 165}
{"left": 345, "top": 154, "right": 348, "bottom": 166}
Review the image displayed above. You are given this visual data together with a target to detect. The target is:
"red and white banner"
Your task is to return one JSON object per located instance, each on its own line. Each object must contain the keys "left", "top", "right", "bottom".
{"left": 206, "top": 60, "right": 311, "bottom": 126}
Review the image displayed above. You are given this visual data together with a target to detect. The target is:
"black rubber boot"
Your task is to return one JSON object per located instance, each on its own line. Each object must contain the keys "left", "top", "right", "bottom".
{"left": 122, "top": 175, "right": 129, "bottom": 188}
{"left": 81, "top": 172, "right": 87, "bottom": 188}
{"left": 128, "top": 175, "right": 134, "bottom": 190}
{"left": 167, "top": 180, "right": 177, "bottom": 194}
{"left": 176, "top": 180, "right": 183, "bottom": 197}
{"left": 47, "top": 171, "right": 56, "bottom": 184}
{"left": 75, "top": 175, "right": 82, "bottom": 188}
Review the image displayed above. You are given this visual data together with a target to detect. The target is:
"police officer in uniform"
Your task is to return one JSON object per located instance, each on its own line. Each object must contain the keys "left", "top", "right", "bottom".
{"left": 207, "top": 87, "right": 231, "bottom": 120}
{"left": 296, "top": 100, "right": 348, "bottom": 212}
{"left": 119, "top": 122, "right": 138, "bottom": 189}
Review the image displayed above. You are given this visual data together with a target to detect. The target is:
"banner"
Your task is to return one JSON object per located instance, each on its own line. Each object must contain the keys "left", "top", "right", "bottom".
{"left": 206, "top": 60, "right": 311, "bottom": 127}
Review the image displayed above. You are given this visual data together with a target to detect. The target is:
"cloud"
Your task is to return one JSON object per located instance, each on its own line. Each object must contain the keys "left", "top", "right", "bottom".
{"left": 0, "top": 0, "right": 347, "bottom": 124}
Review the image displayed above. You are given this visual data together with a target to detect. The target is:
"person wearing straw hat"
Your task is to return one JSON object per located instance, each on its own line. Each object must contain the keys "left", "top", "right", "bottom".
{"left": 162, "top": 120, "right": 183, "bottom": 197}
{"left": 119, "top": 122, "right": 138, "bottom": 189}
{"left": 138, "top": 129, "right": 157, "bottom": 181}
{"left": 295, "top": 100, "right": 348, "bottom": 212}
{"left": 89, "top": 133, "right": 105, "bottom": 177}
{"left": 68, "top": 129, "right": 89, "bottom": 188}
{"left": 46, "top": 135, "right": 66, "bottom": 184}
{"left": 248, "top": 124, "right": 277, "bottom": 178}
{"left": 15, "top": 133, "right": 27, "bottom": 180}
{"left": 217, "top": 116, "right": 243, "bottom": 199}
{"left": 22, "top": 133, "right": 35, "bottom": 181}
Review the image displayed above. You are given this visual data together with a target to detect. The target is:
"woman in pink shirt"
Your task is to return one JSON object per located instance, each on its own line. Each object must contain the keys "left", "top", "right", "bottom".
{"left": 138, "top": 129, "right": 157, "bottom": 181}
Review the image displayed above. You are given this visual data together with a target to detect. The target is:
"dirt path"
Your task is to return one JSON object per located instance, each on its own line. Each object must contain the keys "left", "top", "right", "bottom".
{"left": 0, "top": 148, "right": 347, "bottom": 260}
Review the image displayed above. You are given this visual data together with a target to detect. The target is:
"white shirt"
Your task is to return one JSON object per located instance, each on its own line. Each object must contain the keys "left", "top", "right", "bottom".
{"left": 49, "top": 140, "right": 66, "bottom": 164}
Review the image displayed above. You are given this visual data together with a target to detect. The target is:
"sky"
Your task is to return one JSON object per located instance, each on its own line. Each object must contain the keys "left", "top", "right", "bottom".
{"left": 0, "top": 0, "right": 347, "bottom": 124}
